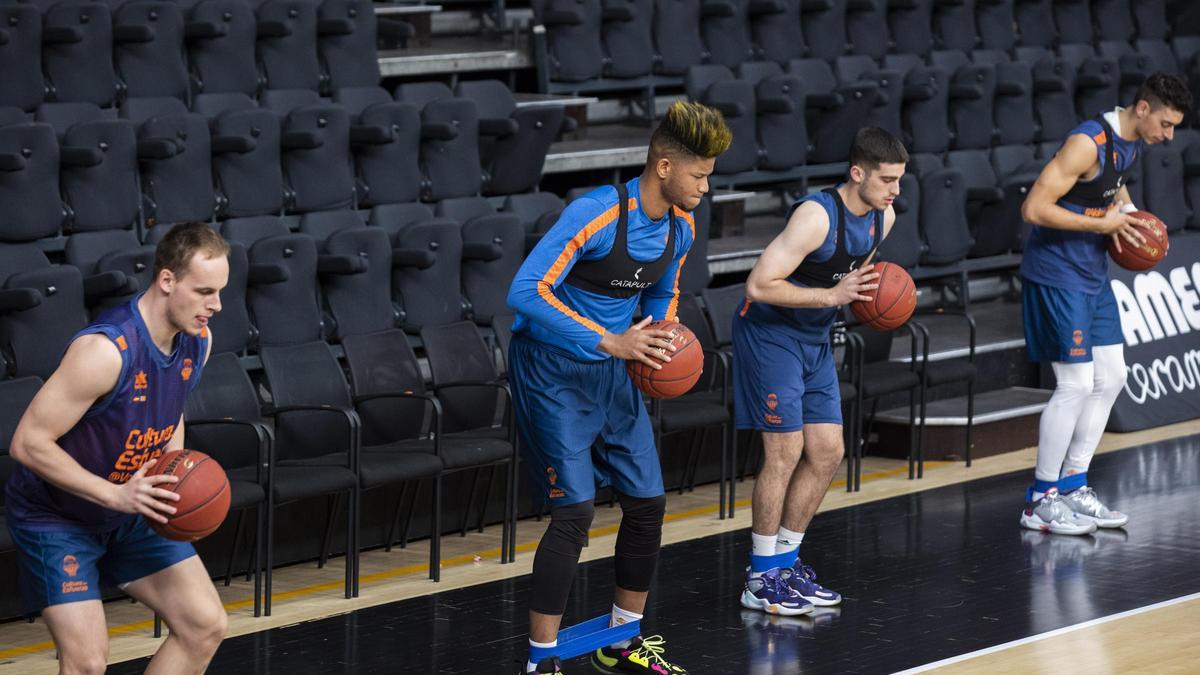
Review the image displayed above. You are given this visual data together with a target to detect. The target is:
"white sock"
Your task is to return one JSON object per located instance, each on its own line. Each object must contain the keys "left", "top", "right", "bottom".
{"left": 1034, "top": 361, "right": 1094, "bottom": 483}
{"left": 1062, "top": 344, "right": 1126, "bottom": 476}
{"left": 751, "top": 531, "right": 777, "bottom": 556}
{"left": 528, "top": 638, "right": 556, "bottom": 673}
{"left": 609, "top": 604, "right": 642, "bottom": 649}
{"left": 1032, "top": 491, "right": 1045, "bottom": 502}
{"left": 750, "top": 531, "right": 778, "bottom": 577}
{"left": 776, "top": 527, "right": 804, "bottom": 555}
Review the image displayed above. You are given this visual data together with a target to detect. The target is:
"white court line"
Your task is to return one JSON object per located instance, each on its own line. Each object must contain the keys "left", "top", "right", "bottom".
{"left": 894, "top": 592, "right": 1200, "bottom": 674}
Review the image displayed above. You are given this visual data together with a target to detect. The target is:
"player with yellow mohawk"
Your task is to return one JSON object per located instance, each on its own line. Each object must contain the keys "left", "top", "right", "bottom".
{"left": 506, "top": 100, "right": 731, "bottom": 674}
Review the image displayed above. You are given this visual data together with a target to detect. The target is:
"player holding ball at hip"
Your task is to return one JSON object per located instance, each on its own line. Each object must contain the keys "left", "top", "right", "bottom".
{"left": 505, "top": 100, "right": 731, "bottom": 675}
{"left": 1016, "top": 73, "right": 1192, "bottom": 535}
{"left": 6, "top": 222, "right": 230, "bottom": 674}
{"left": 734, "top": 127, "right": 908, "bottom": 616}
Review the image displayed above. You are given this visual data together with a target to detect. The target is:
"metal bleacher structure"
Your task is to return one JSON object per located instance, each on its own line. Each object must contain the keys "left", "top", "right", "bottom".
{"left": 0, "top": 0, "right": 1199, "bottom": 621}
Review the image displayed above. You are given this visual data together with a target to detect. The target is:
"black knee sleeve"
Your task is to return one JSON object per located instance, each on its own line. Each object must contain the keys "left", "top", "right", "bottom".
{"left": 529, "top": 500, "right": 595, "bottom": 616}
{"left": 614, "top": 494, "right": 666, "bottom": 593}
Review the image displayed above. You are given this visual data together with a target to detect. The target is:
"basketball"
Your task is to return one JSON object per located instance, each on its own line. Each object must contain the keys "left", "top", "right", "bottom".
{"left": 850, "top": 261, "right": 916, "bottom": 331}
{"left": 626, "top": 320, "right": 704, "bottom": 399}
{"left": 1108, "top": 210, "right": 1169, "bottom": 271}
{"left": 145, "top": 449, "right": 231, "bottom": 542}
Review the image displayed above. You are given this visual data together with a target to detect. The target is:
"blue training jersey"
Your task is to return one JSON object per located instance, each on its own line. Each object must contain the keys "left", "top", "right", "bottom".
{"left": 739, "top": 189, "right": 879, "bottom": 344}
{"left": 1021, "top": 110, "right": 1142, "bottom": 294}
{"left": 507, "top": 177, "right": 695, "bottom": 361}
{"left": 5, "top": 296, "right": 208, "bottom": 532}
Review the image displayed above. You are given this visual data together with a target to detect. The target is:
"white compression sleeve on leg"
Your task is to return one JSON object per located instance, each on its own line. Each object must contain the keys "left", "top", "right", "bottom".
{"left": 1035, "top": 360, "right": 1095, "bottom": 483}
{"left": 1062, "top": 344, "right": 1127, "bottom": 477}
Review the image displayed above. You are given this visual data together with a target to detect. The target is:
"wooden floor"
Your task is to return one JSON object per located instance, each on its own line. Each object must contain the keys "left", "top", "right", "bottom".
{"left": 926, "top": 596, "right": 1200, "bottom": 674}
{"left": 1, "top": 417, "right": 1197, "bottom": 673}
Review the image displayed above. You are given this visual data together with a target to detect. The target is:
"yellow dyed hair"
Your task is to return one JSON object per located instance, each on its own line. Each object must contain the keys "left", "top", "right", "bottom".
{"left": 648, "top": 100, "right": 733, "bottom": 162}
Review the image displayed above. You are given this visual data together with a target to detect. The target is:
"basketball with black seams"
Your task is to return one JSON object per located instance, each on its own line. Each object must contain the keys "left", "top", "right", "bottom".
{"left": 626, "top": 320, "right": 704, "bottom": 399}
{"left": 1108, "top": 210, "right": 1169, "bottom": 271}
{"left": 850, "top": 261, "right": 916, "bottom": 331}
{"left": 146, "top": 449, "right": 231, "bottom": 542}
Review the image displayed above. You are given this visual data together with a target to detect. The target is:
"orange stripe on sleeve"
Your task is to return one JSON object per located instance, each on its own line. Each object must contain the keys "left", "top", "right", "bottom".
{"left": 663, "top": 208, "right": 695, "bottom": 322}
{"left": 537, "top": 203, "right": 622, "bottom": 335}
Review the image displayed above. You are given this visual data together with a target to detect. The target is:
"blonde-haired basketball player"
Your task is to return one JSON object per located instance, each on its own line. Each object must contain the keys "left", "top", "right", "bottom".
{"left": 506, "top": 100, "right": 730, "bottom": 674}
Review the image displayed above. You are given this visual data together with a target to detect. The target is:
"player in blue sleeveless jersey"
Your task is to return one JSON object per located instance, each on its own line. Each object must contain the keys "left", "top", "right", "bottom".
{"left": 1018, "top": 73, "right": 1191, "bottom": 534}
{"left": 6, "top": 223, "right": 230, "bottom": 673}
{"left": 734, "top": 128, "right": 906, "bottom": 615}
{"left": 506, "top": 101, "right": 730, "bottom": 674}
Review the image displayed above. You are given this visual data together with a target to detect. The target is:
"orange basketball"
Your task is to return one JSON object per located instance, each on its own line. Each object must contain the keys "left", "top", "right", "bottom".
{"left": 1108, "top": 210, "right": 1169, "bottom": 271}
{"left": 146, "top": 449, "right": 231, "bottom": 542}
{"left": 626, "top": 320, "right": 704, "bottom": 399}
{"left": 850, "top": 261, "right": 916, "bottom": 331}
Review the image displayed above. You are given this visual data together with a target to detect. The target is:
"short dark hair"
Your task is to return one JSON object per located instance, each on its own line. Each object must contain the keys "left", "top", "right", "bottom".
{"left": 848, "top": 127, "right": 908, "bottom": 173}
{"left": 153, "top": 222, "right": 230, "bottom": 279}
{"left": 648, "top": 100, "right": 733, "bottom": 163}
{"left": 1134, "top": 72, "right": 1193, "bottom": 115}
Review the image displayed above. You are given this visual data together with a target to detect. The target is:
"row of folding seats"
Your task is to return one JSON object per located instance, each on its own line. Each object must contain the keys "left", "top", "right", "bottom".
{"left": 534, "top": 0, "right": 1194, "bottom": 83}
{"left": 0, "top": 0, "right": 404, "bottom": 112}
{"left": 0, "top": 82, "right": 565, "bottom": 250}
{"left": 0, "top": 179, "right": 720, "bottom": 381}
{"left": 686, "top": 46, "right": 1191, "bottom": 167}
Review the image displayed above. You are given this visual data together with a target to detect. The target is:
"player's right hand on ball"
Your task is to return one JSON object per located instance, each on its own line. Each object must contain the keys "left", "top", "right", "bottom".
{"left": 1097, "top": 201, "right": 1148, "bottom": 253}
{"left": 599, "top": 315, "right": 676, "bottom": 370}
{"left": 827, "top": 264, "right": 880, "bottom": 306}
{"left": 108, "top": 459, "right": 180, "bottom": 523}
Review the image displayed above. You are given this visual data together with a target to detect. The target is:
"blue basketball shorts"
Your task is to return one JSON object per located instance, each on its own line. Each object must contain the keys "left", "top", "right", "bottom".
{"left": 7, "top": 515, "right": 196, "bottom": 614}
{"left": 508, "top": 335, "right": 664, "bottom": 507}
{"left": 732, "top": 314, "right": 842, "bottom": 432}
{"left": 1022, "top": 279, "right": 1123, "bottom": 363}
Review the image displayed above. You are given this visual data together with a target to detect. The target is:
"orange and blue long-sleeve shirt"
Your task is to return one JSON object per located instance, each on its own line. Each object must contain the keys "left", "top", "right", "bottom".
{"left": 507, "top": 177, "right": 695, "bottom": 362}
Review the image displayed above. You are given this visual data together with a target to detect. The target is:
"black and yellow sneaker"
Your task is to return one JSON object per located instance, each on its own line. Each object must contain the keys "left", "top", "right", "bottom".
{"left": 590, "top": 635, "right": 687, "bottom": 674}
{"left": 521, "top": 656, "right": 564, "bottom": 674}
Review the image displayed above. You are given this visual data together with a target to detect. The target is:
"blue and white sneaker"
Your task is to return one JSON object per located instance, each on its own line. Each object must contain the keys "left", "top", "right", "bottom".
{"left": 740, "top": 568, "right": 814, "bottom": 616}
{"left": 787, "top": 561, "right": 842, "bottom": 606}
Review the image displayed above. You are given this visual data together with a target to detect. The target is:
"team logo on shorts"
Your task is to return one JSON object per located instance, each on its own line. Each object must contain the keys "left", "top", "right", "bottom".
{"left": 62, "top": 555, "right": 79, "bottom": 577}
{"left": 764, "top": 394, "right": 783, "bottom": 426}
{"left": 546, "top": 466, "right": 558, "bottom": 486}
{"left": 1072, "top": 330, "right": 1084, "bottom": 346}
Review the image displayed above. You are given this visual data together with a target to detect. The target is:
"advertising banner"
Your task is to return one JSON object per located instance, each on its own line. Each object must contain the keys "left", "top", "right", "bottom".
{"left": 1108, "top": 231, "right": 1200, "bottom": 431}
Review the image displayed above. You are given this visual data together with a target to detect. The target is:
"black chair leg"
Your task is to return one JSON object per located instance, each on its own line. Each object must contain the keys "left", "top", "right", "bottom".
{"left": 917, "top": 381, "right": 928, "bottom": 479}
{"left": 224, "top": 508, "right": 247, "bottom": 586}
{"left": 265, "top": 498, "right": 275, "bottom": 616}
{"left": 385, "top": 483, "right": 410, "bottom": 552}
{"left": 854, "top": 393, "right": 864, "bottom": 492}
{"left": 723, "top": 422, "right": 734, "bottom": 518}
{"left": 431, "top": 476, "right": 442, "bottom": 581}
{"left": 154, "top": 613, "right": 162, "bottom": 638}
{"left": 319, "top": 493, "right": 342, "bottom": 569}
{"left": 253, "top": 502, "right": 264, "bottom": 617}
{"left": 688, "top": 428, "right": 710, "bottom": 492}
{"left": 477, "top": 465, "right": 497, "bottom": 534}
{"left": 401, "top": 481, "right": 421, "bottom": 549}
{"left": 965, "top": 380, "right": 975, "bottom": 467}
{"left": 344, "top": 489, "right": 352, "bottom": 599}
{"left": 461, "top": 468, "right": 482, "bottom": 537}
